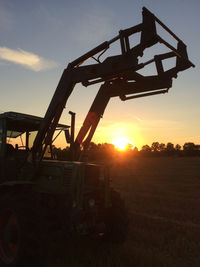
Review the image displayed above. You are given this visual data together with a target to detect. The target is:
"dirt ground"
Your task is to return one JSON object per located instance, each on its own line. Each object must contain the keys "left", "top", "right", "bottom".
{"left": 50, "top": 157, "right": 200, "bottom": 267}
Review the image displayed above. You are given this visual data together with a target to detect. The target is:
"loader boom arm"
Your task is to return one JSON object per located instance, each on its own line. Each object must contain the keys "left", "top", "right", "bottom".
{"left": 32, "top": 7, "right": 194, "bottom": 162}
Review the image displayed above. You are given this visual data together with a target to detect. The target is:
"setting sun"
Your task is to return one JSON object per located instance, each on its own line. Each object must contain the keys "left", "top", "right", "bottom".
{"left": 112, "top": 137, "right": 134, "bottom": 151}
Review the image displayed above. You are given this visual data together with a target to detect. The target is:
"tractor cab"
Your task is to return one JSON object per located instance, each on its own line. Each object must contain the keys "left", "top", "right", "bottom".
{"left": 0, "top": 111, "right": 70, "bottom": 182}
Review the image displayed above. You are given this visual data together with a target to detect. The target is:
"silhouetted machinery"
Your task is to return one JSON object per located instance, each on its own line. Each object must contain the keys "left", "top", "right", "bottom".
{"left": 0, "top": 7, "right": 194, "bottom": 266}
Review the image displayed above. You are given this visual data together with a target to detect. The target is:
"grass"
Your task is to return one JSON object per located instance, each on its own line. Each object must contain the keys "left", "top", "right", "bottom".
{"left": 47, "top": 157, "right": 200, "bottom": 267}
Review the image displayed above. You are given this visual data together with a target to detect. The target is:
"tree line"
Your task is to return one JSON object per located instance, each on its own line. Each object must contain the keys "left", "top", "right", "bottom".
{"left": 52, "top": 141, "right": 200, "bottom": 161}
{"left": 140, "top": 142, "right": 200, "bottom": 156}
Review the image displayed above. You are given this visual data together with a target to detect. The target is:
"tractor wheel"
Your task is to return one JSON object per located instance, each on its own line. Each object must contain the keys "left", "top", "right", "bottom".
{"left": 0, "top": 192, "right": 46, "bottom": 267}
{"left": 103, "top": 190, "right": 129, "bottom": 243}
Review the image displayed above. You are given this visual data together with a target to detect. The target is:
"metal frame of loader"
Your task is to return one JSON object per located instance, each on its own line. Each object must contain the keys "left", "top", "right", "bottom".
{"left": 32, "top": 7, "right": 194, "bottom": 163}
{"left": 0, "top": 7, "right": 194, "bottom": 267}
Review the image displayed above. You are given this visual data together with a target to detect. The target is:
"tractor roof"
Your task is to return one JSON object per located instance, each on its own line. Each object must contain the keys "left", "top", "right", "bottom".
{"left": 0, "top": 111, "right": 69, "bottom": 134}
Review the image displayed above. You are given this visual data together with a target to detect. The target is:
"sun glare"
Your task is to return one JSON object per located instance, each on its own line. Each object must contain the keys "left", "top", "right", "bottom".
{"left": 112, "top": 137, "right": 134, "bottom": 151}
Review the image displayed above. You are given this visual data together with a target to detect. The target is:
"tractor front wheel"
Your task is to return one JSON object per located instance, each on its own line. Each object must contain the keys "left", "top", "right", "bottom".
{"left": 103, "top": 190, "right": 129, "bottom": 243}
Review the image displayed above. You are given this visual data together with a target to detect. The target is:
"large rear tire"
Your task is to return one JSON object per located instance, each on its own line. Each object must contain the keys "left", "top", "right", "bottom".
{"left": 0, "top": 192, "right": 46, "bottom": 267}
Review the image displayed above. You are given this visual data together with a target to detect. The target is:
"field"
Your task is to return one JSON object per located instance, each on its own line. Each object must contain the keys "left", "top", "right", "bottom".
{"left": 48, "top": 157, "right": 200, "bottom": 267}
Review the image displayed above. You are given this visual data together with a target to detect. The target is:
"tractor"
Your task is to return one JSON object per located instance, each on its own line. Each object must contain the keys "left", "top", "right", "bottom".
{"left": 0, "top": 7, "right": 194, "bottom": 266}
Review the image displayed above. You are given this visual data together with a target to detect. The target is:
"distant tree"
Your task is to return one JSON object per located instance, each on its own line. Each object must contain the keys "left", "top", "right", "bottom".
{"left": 158, "top": 143, "right": 166, "bottom": 152}
{"left": 166, "top": 142, "right": 175, "bottom": 152}
{"left": 151, "top": 142, "right": 160, "bottom": 152}
{"left": 175, "top": 144, "right": 181, "bottom": 151}
{"left": 88, "top": 142, "right": 98, "bottom": 151}
{"left": 140, "top": 145, "right": 151, "bottom": 157}
{"left": 164, "top": 142, "right": 175, "bottom": 156}
{"left": 126, "top": 143, "right": 134, "bottom": 151}
{"left": 183, "top": 142, "right": 198, "bottom": 156}
{"left": 141, "top": 145, "right": 151, "bottom": 152}
{"left": 100, "top": 143, "right": 116, "bottom": 159}
{"left": 101, "top": 143, "right": 115, "bottom": 151}
{"left": 183, "top": 142, "right": 196, "bottom": 151}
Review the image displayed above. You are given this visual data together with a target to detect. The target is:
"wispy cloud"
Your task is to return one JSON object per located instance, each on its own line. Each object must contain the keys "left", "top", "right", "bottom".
{"left": 0, "top": 47, "right": 58, "bottom": 71}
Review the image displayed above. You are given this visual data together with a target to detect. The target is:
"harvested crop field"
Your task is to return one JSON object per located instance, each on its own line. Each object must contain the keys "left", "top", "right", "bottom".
{"left": 49, "top": 157, "right": 200, "bottom": 267}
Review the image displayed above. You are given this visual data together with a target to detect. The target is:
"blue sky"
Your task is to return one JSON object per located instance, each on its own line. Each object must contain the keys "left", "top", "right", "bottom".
{"left": 0, "top": 0, "right": 199, "bottom": 148}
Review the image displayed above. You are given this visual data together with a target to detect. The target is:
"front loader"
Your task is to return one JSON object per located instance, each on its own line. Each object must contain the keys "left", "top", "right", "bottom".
{"left": 0, "top": 7, "right": 194, "bottom": 266}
